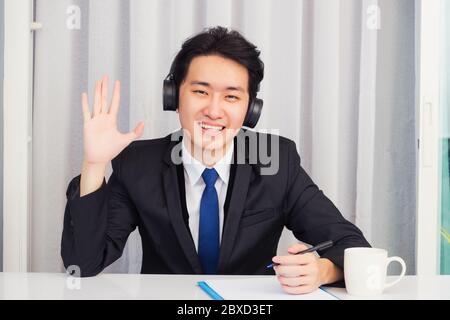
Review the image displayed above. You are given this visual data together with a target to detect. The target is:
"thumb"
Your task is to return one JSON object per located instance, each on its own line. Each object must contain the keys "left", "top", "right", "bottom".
{"left": 126, "top": 121, "right": 145, "bottom": 141}
{"left": 288, "top": 243, "right": 309, "bottom": 255}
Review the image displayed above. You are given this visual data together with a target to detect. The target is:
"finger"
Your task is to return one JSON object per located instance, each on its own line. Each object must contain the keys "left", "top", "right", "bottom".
{"left": 282, "top": 284, "right": 316, "bottom": 295}
{"left": 125, "top": 121, "right": 145, "bottom": 142}
{"left": 101, "top": 75, "right": 108, "bottom": 113}
{"left": 277, "top": 275, "right": 311, "bottom": 287}
{"left": 287, "top": 243, "right": 309, "bottom": 254}
{"left": 133, "top": 121, "right": 145, "bottom": 139}
{"left": 93, "top": 80, "right": 101, "bottom": 116}
{"left": 274, "top": 265, "right": 311, "bottom": 277}
{"left": 272, "top": 252, "right": 315, "bottom": 265}
{"left": 109, "top": 80, "right": 120, "bottom": 116}
{"left": 81, "top": 92, "right": 91, "bottom": 122}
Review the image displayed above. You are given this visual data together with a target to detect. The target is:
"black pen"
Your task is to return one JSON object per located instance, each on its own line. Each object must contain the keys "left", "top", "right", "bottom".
{"left": 266, "top": 240, "right": 334, "bottom": 269}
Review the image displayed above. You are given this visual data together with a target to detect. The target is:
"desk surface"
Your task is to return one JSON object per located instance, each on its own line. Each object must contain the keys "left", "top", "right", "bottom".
{"left": 0, "top": 273, "right": 449, "bottom": 300}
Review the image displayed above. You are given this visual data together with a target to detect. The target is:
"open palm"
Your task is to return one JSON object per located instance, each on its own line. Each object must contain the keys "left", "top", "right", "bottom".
{"left": 82, "top": 76, "right": 144, "bottom": 164}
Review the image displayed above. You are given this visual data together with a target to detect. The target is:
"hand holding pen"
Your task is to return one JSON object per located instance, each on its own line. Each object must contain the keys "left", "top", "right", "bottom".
{"left": 267, "top": 240, "right": 334, "bottom": 268}
{"left": 269, "top": 241, "right": 336, "bottom": 295}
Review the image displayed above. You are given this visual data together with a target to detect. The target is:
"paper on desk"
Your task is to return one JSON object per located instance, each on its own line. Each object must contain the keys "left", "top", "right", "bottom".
{"left": 201, "top": 277, "right": 338, "bottom": 300}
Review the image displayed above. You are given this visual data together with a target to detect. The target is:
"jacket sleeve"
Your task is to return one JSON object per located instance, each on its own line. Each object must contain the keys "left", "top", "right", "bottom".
{"left": 283, "top": 140, "right": 371, "bottom": 286}
{"left": 61, "top": 152, "right": 138, "bottom": 277}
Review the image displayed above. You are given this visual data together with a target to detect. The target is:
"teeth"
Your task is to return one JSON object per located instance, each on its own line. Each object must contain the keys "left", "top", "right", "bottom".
{"left": 200, "top": 123, "right": 223, "bottom": 131}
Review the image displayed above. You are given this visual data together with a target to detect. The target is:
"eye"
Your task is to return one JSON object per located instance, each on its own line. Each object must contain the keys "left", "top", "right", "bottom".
{"left": 225, "top": 95, "right": 239, "bottom": 102}
{"left": 193, "top": 90, "right": 208, "bottom": 96}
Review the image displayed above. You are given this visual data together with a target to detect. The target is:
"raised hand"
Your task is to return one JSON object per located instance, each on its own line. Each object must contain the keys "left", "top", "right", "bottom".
{"left": 82, "top": 75, "right": 145, "bottom": 164}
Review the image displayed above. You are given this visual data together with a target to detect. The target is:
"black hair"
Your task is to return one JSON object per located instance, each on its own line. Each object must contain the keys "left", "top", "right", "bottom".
{"left": 170, "top": 26, "right": 264, "bottom": 102}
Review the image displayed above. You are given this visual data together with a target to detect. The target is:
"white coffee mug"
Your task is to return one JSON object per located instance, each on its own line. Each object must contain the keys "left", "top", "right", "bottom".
{"left": 344, "top": 247, "right": 406, "bottom": 296}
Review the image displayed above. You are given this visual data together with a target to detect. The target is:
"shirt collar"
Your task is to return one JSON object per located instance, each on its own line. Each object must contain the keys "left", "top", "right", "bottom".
{"left": 181, "top": 139, "right": 234, "bottom": 187}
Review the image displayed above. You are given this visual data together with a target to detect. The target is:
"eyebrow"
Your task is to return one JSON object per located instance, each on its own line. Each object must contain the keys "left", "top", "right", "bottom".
{"left": 190, "top": 81, "right": 245, "bottom": 93}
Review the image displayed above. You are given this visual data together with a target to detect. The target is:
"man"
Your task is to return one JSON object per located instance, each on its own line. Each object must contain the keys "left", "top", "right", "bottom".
{"left": 61, "top": 26, "right": 370, "bottom": 294}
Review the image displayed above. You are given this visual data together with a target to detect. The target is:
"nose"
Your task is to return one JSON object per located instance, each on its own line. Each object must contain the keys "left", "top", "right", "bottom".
{"left": 203, "top": 94, "right": 224, "bottom": 119}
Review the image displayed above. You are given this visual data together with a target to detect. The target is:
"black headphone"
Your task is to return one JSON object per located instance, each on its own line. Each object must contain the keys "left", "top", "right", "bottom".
{"left": 162, "top": 64, "right": 263, "bottom": 128}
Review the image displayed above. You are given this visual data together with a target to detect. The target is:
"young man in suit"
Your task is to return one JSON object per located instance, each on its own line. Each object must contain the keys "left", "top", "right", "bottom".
{"left": 62, "top": 26, "right": 370, "bottom": 294}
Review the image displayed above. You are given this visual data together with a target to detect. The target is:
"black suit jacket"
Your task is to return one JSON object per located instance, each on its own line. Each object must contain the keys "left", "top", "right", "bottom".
{"left": 61, "top": 129, "right": 370, "bottom": 278}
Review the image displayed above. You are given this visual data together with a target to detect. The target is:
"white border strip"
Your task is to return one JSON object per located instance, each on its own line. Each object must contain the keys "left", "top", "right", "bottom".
{"left": 3, "top": 0, "right": 32, "bottom": 272}
{"left": 416, "top": 0, "right": 441, "bottom": 275}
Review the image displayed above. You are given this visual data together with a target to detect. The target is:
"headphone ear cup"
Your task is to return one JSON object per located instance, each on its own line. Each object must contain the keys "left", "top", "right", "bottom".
{"left": 163, "top": 79, "right": 177, "bottom": 111}
{"left": 243, "top": 98, "right": 263, "bottom": 128}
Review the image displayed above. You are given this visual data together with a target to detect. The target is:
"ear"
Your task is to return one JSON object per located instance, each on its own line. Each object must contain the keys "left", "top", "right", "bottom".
{"left": 176, "top": 108, "right": 179, "bottom": 113}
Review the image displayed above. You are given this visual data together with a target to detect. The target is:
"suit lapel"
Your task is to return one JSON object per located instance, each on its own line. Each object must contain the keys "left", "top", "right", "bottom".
{"left": 217, "top": 162, "right": 251, "bottom": 273}
{"left": 162, "top": 135, "right": 202, "bottom": 274}
{"left": 217, "top": 130, "right": 253, "bottom": 273}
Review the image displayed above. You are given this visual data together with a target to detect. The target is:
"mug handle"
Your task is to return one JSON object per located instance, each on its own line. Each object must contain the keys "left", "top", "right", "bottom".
{"left": 384, "top": 256, "right": 406, "bottom": 289}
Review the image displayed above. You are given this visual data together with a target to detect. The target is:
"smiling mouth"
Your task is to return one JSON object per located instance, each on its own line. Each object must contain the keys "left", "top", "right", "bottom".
{"left": 198, "top": 121, "right": 225, "bottom": 131}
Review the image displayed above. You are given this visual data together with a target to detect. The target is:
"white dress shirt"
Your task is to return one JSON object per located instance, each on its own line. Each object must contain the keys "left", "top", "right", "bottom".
{"left": 181, "top": 140, "right": 234, "bottom": 252}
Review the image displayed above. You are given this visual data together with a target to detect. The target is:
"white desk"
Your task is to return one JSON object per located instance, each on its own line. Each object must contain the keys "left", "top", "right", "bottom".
{"left": 325, "top": 275, "right": 450, "bottom": 300}
{"left": 0, "top": 273, "right": 448, "bottom": 300}
{"left": 0, "top": 273, "right": 250, "bottom": 300}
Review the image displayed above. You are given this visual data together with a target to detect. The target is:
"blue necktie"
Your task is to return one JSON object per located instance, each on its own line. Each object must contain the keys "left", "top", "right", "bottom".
{"left": 198, "top": 168, "right": 220, "bottom": 274}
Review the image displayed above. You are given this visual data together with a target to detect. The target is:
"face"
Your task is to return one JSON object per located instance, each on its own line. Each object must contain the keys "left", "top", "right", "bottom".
{"left": 177, "top": 55, "right": 250, "bottom": 157}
